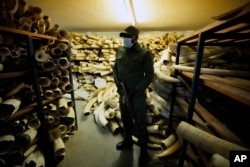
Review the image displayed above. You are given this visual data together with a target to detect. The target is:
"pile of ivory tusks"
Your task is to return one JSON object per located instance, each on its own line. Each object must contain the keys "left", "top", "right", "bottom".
{"left": 69, "top": 31, "right": 187, "bottom": 158}
{"left": 1, "top": 0, "right": 70, "bottom": 39}
{"left": 43, "top": 97, "right": 76, "bottom": 162}
{"left": 82, "top": 79, "right": 183, "bottom": 158}
{"left": 34, "top": 40, "right": 74, "bottom": 101}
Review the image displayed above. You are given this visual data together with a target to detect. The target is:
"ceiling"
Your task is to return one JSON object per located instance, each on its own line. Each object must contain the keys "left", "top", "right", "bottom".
{"left": 25, "top": 0, "right": 250, "bottom": 32}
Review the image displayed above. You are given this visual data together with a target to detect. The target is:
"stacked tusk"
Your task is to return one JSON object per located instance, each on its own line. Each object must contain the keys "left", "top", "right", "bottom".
{"left": 43, "top": 15, "right": 51, "bottom": 30}
{"left": 35, "top": 51, "right": 51, "bottom": 63}
{"left": 57, "top": 30, "right": 70, "bottom": 39}
{"left": 160, "top": 133, "right": 178, "bottom": 149}
{"left": 176, "top": 121, "right": 249, "bottom": 159}
{"left": 58, "top": 57, "right": 70, "bottom": 69}
{"left": 46, "top": 24, "right": 59, "bottom": 37}
{"left": 0, "top": 98, "right": 21, "bottom": 120}
{"left": 58, "top": 98, "right": 69, "bottom": 115}
{"left": 156, "top": 139, "right": 182, "bottom": 158}
{"left": 209, "top": 153, "right": 229, "bottom": 167}
{"left": 28, "top": 116, "right": 41, "bottom": 130}
{"left": 53, "top": 137, "right": 65, "bottom": 156}
{"left": 0, "top": 63, "right": 3, "bottom": 71}
{"left": 37, "top": 20, "right": 46, "bottom": 34}
{"left": 4, "top": 82, "right": 25, "bottom": 98}
{"left": 0, "top": 135, "right": 15, "bottom": 156}
{"left": 39, "top": 77, "right": 51, "bottom": 87}
{"left": 108, "top": 119, "right": 121, "bottom": 135}
{"left": 21, "top": 149, "right": 45, "bottom": 167}
{"left": 23, "top": 144, "right": 37, "bottom": 159}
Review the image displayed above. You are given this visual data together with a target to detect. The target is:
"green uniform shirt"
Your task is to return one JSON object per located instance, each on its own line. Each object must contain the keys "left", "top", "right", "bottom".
{"left": 113, "top": 43, "right": 154, "bottom": 93}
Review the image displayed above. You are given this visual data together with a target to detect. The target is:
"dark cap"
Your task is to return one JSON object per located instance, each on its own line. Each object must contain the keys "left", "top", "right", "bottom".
{"left": 119, "top": 25, "right": 139, "bottom": 37}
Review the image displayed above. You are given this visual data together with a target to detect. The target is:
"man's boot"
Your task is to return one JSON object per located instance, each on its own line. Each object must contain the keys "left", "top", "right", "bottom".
{"left": 116, "top": 138, "right": 133, "bottom": 150}
{"left": 139, "top": 146, "right": 150, "bottom": 166}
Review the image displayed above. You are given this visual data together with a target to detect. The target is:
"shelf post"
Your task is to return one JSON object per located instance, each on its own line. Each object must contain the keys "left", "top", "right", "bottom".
{"left": 178, "top": 32, "right": 206, "bottom": 167}
{"left": 27, "top": 36, "right": 56, "bottom": 167}
{"left": 167, "top": 42, "right": 182, "bottom": 135}
{"left": 67, "top": 42, "right": 78, "bottom": 130}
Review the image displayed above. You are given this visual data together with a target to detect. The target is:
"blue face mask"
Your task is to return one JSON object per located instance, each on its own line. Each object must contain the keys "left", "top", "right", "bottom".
{"left": 123, "top": 38, "right": 133, "bottom": 48}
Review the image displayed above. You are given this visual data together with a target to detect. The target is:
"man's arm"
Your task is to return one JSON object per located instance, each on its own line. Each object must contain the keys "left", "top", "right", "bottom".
{"left": 135, "top": 50, "right": 154, "bottom": 92}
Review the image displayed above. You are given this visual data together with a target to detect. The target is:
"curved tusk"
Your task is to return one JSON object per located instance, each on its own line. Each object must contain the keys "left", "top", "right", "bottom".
{"left": 132, "top": 135, "right": 161, "bottom": 149}
{"left": 83, "top": 97, "right": 97, "bottom": 116}
{"left": 160, "top": 133, "right": 178, "bottom": 149}
{"left": 156, "top": 139, "right": 182, "bottom": 158}
{"left": 94, "top": 102, "right": 109, "bottom": 128}
{"left": 0, "top": 98, "right": 21, "bottom": 119}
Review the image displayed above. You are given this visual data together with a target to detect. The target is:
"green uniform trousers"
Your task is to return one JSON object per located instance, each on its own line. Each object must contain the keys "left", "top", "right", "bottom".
{"left": 119, "top": 91, "right": 148, "bottom": 148}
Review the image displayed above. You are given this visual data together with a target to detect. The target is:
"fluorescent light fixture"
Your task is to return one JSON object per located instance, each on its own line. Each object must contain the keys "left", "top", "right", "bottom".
{"left": 123, "top": 0, "right": 136, "bottom": 25}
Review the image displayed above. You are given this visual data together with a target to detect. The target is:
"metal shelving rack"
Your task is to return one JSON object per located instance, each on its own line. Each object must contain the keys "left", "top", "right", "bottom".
{"left": 0, "top": 26, "right": 77, "bottom": 167}
{"left": 167, "top": 2, "right": 250, "bottom": 167}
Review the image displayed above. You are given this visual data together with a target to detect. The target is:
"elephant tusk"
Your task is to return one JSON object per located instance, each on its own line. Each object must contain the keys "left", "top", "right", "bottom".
{"left": 156, "top": 139, "right": 182, "bottom": 158}
{"left": 176, "top": 121, "right": 249, "bottom": 159}
{"left": 39, "top": 77, "right": 51, "bottom": 87}
{"left": 53, "top": 138, "right": 65, "bottom": 156}
{"left": 209, "top": 153, "right": 229, "bottom": 167}
{"left": 58, "top": 98, "right": 69, "bottom": 115}
{"left": 4, "top": 82, "right": 25, "bottom": 98}
{"left": 0, "top": 135, "right": 15, "bottom": 155}
{"left": 160, "top": 133, "right": 178, "bottom": 150}
{"left": 23, "top": 144, "right": 37, "bottom": 158}
{"left": 21, "top": 149, "right": 45, "bottom": 167}
{"left": 94, "top": 102, "right": 109, "bottom": 128}
{"left": 35, "top": 51, "right": 51, "bottom": 63}
{"left": 84, "top": 97, "right": 97, "bottom": 116}
{"left": 108, "top": 119, "right": 121, "bottom": 135}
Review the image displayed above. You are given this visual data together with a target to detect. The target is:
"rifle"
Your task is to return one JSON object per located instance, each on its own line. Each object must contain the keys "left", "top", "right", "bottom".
{"left": 120, "top": 82, "right": 134, "bottom": 115}
{"left": 112, "top": 66, "right": 133, "bottom": 115}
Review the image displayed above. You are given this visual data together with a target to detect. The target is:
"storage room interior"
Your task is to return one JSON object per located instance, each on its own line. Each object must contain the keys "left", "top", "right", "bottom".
{"left": 0, "top": 0, "right": 250, "bottom": 167}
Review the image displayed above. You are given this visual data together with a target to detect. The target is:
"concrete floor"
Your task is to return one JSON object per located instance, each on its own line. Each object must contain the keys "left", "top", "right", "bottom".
{"left": 57, "top": 100, "right": 180, "bottom": 167}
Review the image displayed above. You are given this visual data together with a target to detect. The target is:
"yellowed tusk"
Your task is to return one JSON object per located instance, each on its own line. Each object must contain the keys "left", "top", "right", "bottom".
{"left": 0, "top": 135, "right": 15, "bottom": 155}
{"left": 28, "top": 116, "right": 41, "bottom": 130}
{"left": 21, "top": 149, "right": 45, "bottom": 167}
{"left": 94, "top": 102, "right": 108, "bottom": 127}
{"left": 209, "top": 153, "right": 229, "bottom": 167}
{"left": 53, "top": 138, "right": 65, "bottom": 156}
{"left": 58, "top": 98, "right": 69, "bottom": 115}
{"left": 21, "top": 128, "right": 38, "bottom": 145}
{"left": 176, "top": 121, "right": 249, "bottom": 159}
{"left": 23, "top": 144, "right": 37, "bottom": 158}
{"left": 160, "top": 133, "right": 178, "bottom": 149}
{"left": 4, "top": 82, "right": 25, "bottom": 98}
{"left": 109, "top": 119, "right": 121, "bottom": 135}
{"left": 156, "top": 139, "right": 181, "bottom": 158}
{"left": 84, "top": 97, "right": 97, "bottom": 115}
{"left": 39, "top": 77, "right": 51, "bottom": 87}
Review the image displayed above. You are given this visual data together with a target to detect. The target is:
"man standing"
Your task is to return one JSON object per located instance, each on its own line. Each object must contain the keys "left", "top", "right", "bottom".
{"left": 113, "top": 25, "right": 154, "bottom": 166}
